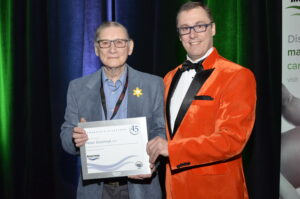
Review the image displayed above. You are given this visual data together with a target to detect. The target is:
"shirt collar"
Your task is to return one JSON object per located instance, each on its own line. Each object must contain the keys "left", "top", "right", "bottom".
{"left": 186, "top": 47, "right": 214, "bottom": 63}
{"left": 102, "top": 66, "right": 127, "bottom": 85}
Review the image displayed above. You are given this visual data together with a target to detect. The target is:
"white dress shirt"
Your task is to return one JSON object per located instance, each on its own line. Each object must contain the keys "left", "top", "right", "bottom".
{"left": 170, "top": 47, "right": 213, "bottom": 133}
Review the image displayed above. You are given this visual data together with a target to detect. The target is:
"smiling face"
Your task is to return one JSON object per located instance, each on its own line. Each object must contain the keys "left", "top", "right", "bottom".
{"left": 94, "top": 26, "right": 134, "bottom": 68}
{"left": 177, "top": 7, "right": 215, "bottom": 61}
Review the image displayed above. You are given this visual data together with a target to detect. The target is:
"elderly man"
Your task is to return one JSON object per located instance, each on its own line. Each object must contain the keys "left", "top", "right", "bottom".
{"left": 61, "top": 21, "right": 164, "bottom": 199}
{"left": 147, "top": 2, "right": 256, "bottom": 199}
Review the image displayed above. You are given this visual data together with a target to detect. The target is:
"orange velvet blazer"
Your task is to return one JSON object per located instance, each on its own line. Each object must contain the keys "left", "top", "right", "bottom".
{"left": 164, "top": 48, "right": 256, "bottom": 199}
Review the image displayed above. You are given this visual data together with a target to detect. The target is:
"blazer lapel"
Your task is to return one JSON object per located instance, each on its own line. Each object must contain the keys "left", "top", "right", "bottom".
{"left": 166, "top": 69, "right": 183, "bottom": 136}
{"left": 127, "top": 66, "right": 142, "bottom": 118}
{"left": 171, "top": 68, "right": 215, "bottom": 139}
{"left": 85, "top": 70, "right": 103, "bottom": 121}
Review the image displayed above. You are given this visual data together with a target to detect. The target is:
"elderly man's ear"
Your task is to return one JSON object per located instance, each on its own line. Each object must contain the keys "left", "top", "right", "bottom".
{"left": 94, "top": 43, "right": 99, "bottom": 57}
{"left": 127, "top": 40, "right": 134, "bottom": 56}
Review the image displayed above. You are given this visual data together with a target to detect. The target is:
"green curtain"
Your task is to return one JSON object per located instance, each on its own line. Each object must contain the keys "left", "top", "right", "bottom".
{"left": 0, "top": 0, "right": 13, "bottom": 198}
{"left": 204, "top": 0, "right": 250, "bottom": 67}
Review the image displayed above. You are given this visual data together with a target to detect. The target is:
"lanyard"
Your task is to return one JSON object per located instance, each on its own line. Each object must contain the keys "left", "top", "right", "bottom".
{"left": 100, "top": 68, "right": 129, "bottom": 120}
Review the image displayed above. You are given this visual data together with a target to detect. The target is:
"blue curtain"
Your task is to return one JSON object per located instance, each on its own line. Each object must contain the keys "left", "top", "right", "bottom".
{"left": 47, "top": 1, "right": 186, "bottom": 198}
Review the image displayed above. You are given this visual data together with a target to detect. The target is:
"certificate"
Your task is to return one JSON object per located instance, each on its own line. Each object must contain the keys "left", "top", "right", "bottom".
{"left": 79, "top": 117, "right": 151, "bottom": 180}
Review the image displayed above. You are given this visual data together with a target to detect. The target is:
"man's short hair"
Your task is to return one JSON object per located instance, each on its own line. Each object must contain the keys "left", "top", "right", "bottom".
{"left": 176, "top": 1, "right": 214, "bottom": 26}
{"left": 94, "top": 21, "right": 130, "bottom": 42}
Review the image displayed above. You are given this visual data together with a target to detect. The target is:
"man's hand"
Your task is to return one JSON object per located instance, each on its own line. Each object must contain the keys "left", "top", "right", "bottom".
{"left": 72, "top": 118, "right": 88, "bottom": 147}
{"left": 147, "top": 136, "right": 169, "bottom": 164}
{"left": 128, "top": 163, "right": 156, "bottom": 180}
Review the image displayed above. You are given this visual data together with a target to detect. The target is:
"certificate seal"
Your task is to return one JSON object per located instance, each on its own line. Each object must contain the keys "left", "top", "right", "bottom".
{"left": 135, "top": 161, "right": 143, "bottom": 169}
{"left": 129, "top": 125, "right": 140, "bottom": 135}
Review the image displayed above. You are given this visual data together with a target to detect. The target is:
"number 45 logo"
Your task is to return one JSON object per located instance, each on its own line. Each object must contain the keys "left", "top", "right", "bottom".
{"left": 130, "top": 125, "right": 140, "bottom": 135}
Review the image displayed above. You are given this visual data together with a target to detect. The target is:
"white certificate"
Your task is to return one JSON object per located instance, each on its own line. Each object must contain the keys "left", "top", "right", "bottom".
{"left": 79, "top": 117, "right": 151, "bottom": 180}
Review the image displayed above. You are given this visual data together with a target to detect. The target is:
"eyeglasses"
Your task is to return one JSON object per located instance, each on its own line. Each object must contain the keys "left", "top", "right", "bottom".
{"left": 97, "top": 39, "right": 130, "bottom": 48}
{"left": 177, "top": 22, "right": 213, "bottom": 36}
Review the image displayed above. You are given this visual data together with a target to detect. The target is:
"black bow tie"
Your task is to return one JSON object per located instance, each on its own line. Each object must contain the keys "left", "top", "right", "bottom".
{"left": 180, "top": 60, "right": 203, "bottom": 72}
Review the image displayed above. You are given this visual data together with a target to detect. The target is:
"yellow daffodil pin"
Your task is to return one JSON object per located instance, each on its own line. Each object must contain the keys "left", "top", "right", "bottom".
{"left": 133, "top": 87, "right": 143, "bottom": 97}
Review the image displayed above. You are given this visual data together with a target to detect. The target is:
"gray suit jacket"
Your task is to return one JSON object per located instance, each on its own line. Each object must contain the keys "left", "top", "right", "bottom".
{"left": 60, "top": 65, "right": 165, "bottom": 199}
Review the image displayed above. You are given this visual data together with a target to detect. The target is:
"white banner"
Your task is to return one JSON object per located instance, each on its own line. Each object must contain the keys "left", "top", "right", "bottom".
{"left": 281, "top": 1, "right": 300, "bottom": 198}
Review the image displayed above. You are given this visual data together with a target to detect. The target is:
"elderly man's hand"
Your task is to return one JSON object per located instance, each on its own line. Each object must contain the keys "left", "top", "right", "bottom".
{"left": 147, "top": 136, "right": 169, "bottom": 164}
{"left": 72, "top": 118, "right": 88, "bottom": 147}
{"left": 128, "top": 163, "right": 156, "bottom": 180}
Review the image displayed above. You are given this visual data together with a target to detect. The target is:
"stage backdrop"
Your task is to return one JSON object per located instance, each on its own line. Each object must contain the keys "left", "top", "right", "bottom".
{"left": 281, "top": 1, "right": 300, "bottom": 198}
{"left": 0, "top": 0, "right": 281, "bottom": 199}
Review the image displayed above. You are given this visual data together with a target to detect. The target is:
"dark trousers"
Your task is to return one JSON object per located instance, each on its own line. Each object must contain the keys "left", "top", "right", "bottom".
{"left": 102, "top": 181, "right": 129, "bottom": 199}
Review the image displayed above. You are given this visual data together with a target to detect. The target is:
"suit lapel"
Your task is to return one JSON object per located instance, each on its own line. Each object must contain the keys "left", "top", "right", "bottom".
{"left": 85, "top": 70, "right": 103, "bottom": 121}
{"left": 166, "top": 69, "right": 183, "bottom": 136}
{"left": 127, "top": 66, "right": 142, "bottom": 118}
{"left": 170, "top": 68, "right": 215, "bottom": 139}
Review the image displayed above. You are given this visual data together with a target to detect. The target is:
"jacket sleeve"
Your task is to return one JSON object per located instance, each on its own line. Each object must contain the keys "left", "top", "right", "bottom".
{"left": 168, "top": 68, "right": 256, "bottom": 170}
{"left": 60, "top": 81, "right": 80, "bottom": 155}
